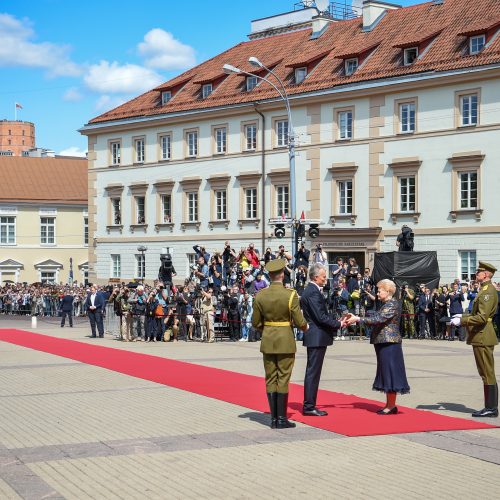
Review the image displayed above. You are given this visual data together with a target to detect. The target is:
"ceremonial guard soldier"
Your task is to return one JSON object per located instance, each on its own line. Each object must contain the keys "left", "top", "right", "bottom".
{"left": 252, "top": 259, "right": 308, "bottom": 429}
{"left": 452, "top": 261, "right": 498, "bottom": 417}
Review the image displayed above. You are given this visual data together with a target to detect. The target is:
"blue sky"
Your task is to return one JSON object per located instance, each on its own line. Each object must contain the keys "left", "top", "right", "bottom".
{"left": 0, "top": 0, "right": 421, "bottom": 155}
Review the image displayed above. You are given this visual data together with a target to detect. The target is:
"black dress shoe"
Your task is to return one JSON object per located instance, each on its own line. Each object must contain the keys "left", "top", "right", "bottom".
{"left": 472, "top": 407, "right": 498, "bottom": 418}
{"left": 302, "top": 408, "right": 328, "bottom": 417}
{"left": 377, "top": 407, "right": 398, "bottom": 415}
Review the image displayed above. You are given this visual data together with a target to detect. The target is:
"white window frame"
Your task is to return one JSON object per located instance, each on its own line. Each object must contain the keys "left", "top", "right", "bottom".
{"left": 459, "top": 171, "right": 478, "bottom": 209}
{"left": 187, "top": 131, "right": 198, "bottom": 157}
{"left": 295, "top": 67, "right": 307, "bottom": 84}
{"left": 161, "top": 91, "right": 172, "bottom": 104}
{"left": 135, "top": 253, "right": 146, "bottom": 280}
{"left": 403, "top": 47, "right": 418, "bottom": 65}
{"left": 187, "top": 192, "right": 198, "bottom": 222}
{"left": 135, "top": 196, "right": 146, "bottom": 224}
{"left": 110, "top": 141, "right": 121, "bottom": 165}
{"left": 112, "top": 198, "right": 121, "bottom": 225}
{"left": 338, "top": 111, "right": 353, "bottom": 140}
{"left": 399, "top": 102, "right": 416, "bottom": 133}
{"left": 161, "top": 194, "right": 172, "bottom": 223}
{"left": 135, "top": 138, "right": 145, "bottom": 163}
{"left": 459, "top": 250, "right": 477, "bottom": 281}
{"left": 202, "top": 83, "right": 213, "bottom": 98}
{"left": 276, "top": 185, "right": 289, "bottom": 218}
{"left": 246, "top": 76, "right": 258, "bottom": 91}
{"left": 160, "top": 134, "right": 171, "bottom": 160}
{"left": 40, "top": 217, "right": 56, "bottom": 245}
{"left": 111, "top": 254, "right": 121, "bottom": 278}
{"left": 245, "top": 187, "right": 258, "bottom": 219}
{"left": 338, "top": 180, "right": 353, "bottom": 215}
{"left": 276, "top": 120, "right": 289, "bottom": 148}
{"left": 399, "top": 176, "right": 416, "bottom": 213}
{"left": 0, "top": 216, "right": 16, "bottom": 245}
{"left": 469, "top": 34, "right": 486, "bottom": 55}
{"left": 244, "top": 123, "right": 257, "bottom": 150}
{"left": 460, "top": 94, "right": 478, "bottom": 126}
{"left": 187, "top": 253, "right": 197, "bottom": 277}
{"left": 345, "top": 58, "right": 358, "bottom": 76}
{"left": 40, "top": 271, "right": 56, "bottom": 284}
{"left": 215, "top": 127, "right": 227, "bottom": 154}
{"left": 215, "top": 189, "right": 227, "bottom": 220}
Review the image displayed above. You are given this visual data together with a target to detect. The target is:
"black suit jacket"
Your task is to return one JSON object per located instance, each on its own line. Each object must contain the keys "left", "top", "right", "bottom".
{"left": 85, "top": 292, "right": 105, "bottom": 312}
{"left": 60, "top": 294, "right": 74, "bottom": 312}
{"left": 301, "top": 283, "right": 341, "bottom": 347}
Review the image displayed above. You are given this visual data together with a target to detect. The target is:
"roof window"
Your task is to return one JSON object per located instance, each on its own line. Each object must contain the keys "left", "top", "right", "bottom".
{"left": 469, "top": 34, "right": 486, "bottom": 55}
{"left": 295, "top": 67, "right": 307, "bottom": 84}
{"left": 403, "top": 47, "right": 418, "bottom": 65}
{"left": 161, "top": 91, "right": 172, "bottom": 104}
{"left": 345, "top": 58, "right": 358, "bottom": 76}
{"left": 246, "top": 75, "right": 258, "bottom": 91}
{"left": 202, "top": 83, "right": 213, "bottom": 99}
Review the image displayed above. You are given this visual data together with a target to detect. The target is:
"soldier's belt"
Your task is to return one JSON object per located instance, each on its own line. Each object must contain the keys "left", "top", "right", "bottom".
{"left": 264, "top": 321, "right": 292, "bottom": 327}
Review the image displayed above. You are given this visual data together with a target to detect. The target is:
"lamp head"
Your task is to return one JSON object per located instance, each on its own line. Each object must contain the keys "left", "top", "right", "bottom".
{"left": 223, "top": 63, "right": 241, "bottom": 74}
{"left": 248, "top": 56, "right": 263, "bottom": 68}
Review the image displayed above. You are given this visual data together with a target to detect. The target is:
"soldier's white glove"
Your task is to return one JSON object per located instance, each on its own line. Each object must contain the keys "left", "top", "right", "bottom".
{"left": 450, "top": 317, "right": 461, "bottom": 327}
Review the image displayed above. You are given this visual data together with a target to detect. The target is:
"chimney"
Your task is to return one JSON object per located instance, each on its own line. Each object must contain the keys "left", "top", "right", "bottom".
{"left": 310, "top": 14, "right": 336, "bottom": 39}
{"left": 362, "top": 1, "right": 401, "bottom": 32}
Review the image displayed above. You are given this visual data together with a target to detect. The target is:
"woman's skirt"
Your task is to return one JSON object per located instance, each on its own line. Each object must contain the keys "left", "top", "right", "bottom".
{"left": 373, "top": 342, "right": 410, "bottom": 395}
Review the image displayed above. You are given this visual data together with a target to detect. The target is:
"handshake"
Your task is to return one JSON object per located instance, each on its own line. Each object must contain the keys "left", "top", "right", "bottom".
{"left": 339, "top": 313, "right": 361, "bottom": 328}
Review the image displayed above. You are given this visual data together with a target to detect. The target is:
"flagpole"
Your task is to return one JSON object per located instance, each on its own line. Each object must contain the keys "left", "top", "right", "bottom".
{"left": 14, "top": 103, "right": 17, "bottom": 121}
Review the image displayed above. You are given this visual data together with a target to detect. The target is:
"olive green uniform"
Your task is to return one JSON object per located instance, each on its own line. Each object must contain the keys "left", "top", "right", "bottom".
{"left": 462, "top": 280, "right": 498, "bottom": 385}
{"left": 252, "top": 282, "right": 307, "bottom": 393}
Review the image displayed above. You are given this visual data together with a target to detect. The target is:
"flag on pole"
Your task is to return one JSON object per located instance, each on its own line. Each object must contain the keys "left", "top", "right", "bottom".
{"left": 15, "top": 103, "right": 23, "bottom": 109}
{"left": 300, "top": 210, "right": 305, "bottom": 220}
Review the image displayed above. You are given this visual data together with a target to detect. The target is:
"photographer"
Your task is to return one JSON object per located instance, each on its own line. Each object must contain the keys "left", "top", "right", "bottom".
{"left": 209, "top": 255, "right": 223, "bottom": 293}
{"left": 396, "top": 225, "right": 414, "bottom": 251}
{"left": 275, "top": 245, "right": 292, "bottom": 263}
{"left": 158, "top": 254, "right": 176, "bottom": 293}
{"left": 239, "top": 291, "right": 253, "bottom": 341}
{"left": 200, "top": 287, "right": 215, "bottom": 343}
{"left": 264, "top": 247, "right": 275, "bottom": 264}
{"left": 245, "top": 243, "right": 260, "bottom": 268}
{"left": 130, "top": 285, "right": 147, "bottom": 341}
{"left": 174, "top": 285, "right": 189, "bottom": 341}
{"left": 117, "top": 287, "right": 134, "bottom": 342}
{"left": 295, "top": 265, "right": 308, "bottom": 296}
{"left": 400, "top": 284, "right": 416, "bottom": 339}
{"left": 311, "top": 243, "right": 327, "bottom": 266}
{"left": 145, "top": 290, "right": 159, "bottom": 342}
{"left": 225, "top": 285, "right": 241, "bottom": 341}
{"left": 222, "top": 241, "right": 237, "bottom": 284}
{"left": 193, "top": 244, "right": 210, "bottom": 264}
{"left": 195, "top": 256, "right": 209, "bottom": 290}
{"left": 294, "top": 243, "right": 310, "bottom": 270}
{"left": 155, "top": 284, "right": 169, "bottom": 340}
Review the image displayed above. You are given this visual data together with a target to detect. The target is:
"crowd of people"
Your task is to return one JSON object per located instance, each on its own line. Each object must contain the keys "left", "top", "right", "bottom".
{"left": 1, "top": 241, "right": 499, "bottom": 344}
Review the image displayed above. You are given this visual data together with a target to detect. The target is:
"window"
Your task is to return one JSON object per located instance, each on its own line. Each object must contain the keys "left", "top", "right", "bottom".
{"left": 295, "top": 67, "right": 307, "bottom": 84}
{"left": 338, "top": 180, "right": 353, "bottom": 215}
{"left": 41, "top": 271, "right": 56, "bottom": 284}
{"left": 460, "top": 94, "right": 478, "bottom": 126}
{"left": 276, "top": 185, "right": 289, "bottom": 217}
{"left": 0, "top": 216, "right": 15, "bottom": 244}
{"left": 276, "top": 120, "right": 289, "bottom": 147}
{"left": 460, "top": 251, "right": 476, "bottom": 281}
{"left": 214, "top": 127, "right": 227, "bottom": 154}
{"left": 161, "top": 91, "right": 172, "bottom": 104}
{"left": 135, "top": 254, "right": 145, "bottom": 280}
{"left": 135, "top": 196, "right": 145, "bottom": 224}
{"left": 160, "top": 134, "right": 171, "bottom": 160}
{"left": 244, "top": 123, "right": 257, "bottom": 150}
{"left": 40, "top": 217, "right": 55, "bottom": 244}
{"left": 161, "top": 194, "right": 172, "bottom": 223}
{"left": 338, "top": 111, "right": 353, "bottom": 140}
{"left": 215, "top": 190, "right": 227, "bottom": 220}
{"left": 187, "top": 253, "right": 197, "bottom": 276}
{"left": 202, "top": 83, "right": 212, "bottom": 98}
{"left": 460, "top": 172, "right": 478, "bottom": 209}
{"left": 84, "top": 217, "right": 88, "bottom": 245}
{"left": 111, "top": 255, "right": 121, "bottom": 278}
{"left": 399, "top": 176, "right": 416, "bottom": 212}
{"left": 8, "top": 129, "right": 11, "bottom": 135}
{"left": 112, "top": 198, "right": 121, "bottom": 225}
{"left": 403, "top": 47, "right": 418, "bottom": 65}
{"left": 245, "top": 188, "right": 257, "bottom": 219}
{"left": 22, "top": 130, "right": 25, "bottom": 136}
{"left": 345, "top": 58, "right": 358, "bottom": 76}
{"left": 186, "top": 130, "right": 198, "bottom": 157}
{"left": 399, "top": 102, "right": 416, "bottom": 133}
{"left": 470, "top": 35, "right": 485, "bottom": 55}
{"left": 188, "top": 192, "right": 198, "bottom": 222}
{"left": 110, "top": 141, "right": 121, "bottom": 165}
{"left": 246, "top": 76, "right": 258, "bottom": 91}
{"left": 135, "top": 138, "right": 145, "bottom": 163}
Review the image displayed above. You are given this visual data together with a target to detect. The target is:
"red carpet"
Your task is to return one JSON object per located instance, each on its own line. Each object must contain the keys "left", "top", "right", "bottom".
{"left": 0, "top": 329, "right": 497, "bottom": 436}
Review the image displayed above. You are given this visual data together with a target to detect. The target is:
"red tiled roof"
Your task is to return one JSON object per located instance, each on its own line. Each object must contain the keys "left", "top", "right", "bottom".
{"left": 285, "top": 49, "right": 333, "bottom": 68}
{"left": 87, "top": 0, "right": 500, "bottom": 125}
{"left": 335, "top": 41, "right": 381, "bottom": 60}
{"left": 0, "top": 157, "right": 88, "bottom": 205}
{"left": 393, "top": 29, "right": 443, "bottom": 49}
{"left": 457, "top": 18, "right": 500, "bottom": 36}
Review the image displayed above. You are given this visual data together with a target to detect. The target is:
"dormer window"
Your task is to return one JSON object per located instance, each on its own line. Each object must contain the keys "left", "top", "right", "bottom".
{"left": 295, "top": 67, "right": 307, "bottom": 84}
{"left": 470, "top": 34, "right": 486, "bottom": 55}
{"left": 161, "top": 91, "right": 172, "bottom": 104}
{"left": 246, "top": 75, "right": 258, "bottom": 91}
{"left": 403, "top": 47, "right": 418, "bottom": 66}
{"left": 345, "top": 58, "right": 358, "bottom": 76}
{"left": 202, "top": 83, "right": 213, "bottom": 98}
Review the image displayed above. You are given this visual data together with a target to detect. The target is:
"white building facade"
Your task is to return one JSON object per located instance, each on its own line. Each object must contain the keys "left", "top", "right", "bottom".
{"left": 80, "top": 0, "right": 500, "bottom": 285}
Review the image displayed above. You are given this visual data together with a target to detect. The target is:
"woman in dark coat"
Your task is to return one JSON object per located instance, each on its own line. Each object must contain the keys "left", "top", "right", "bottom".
{"left": 347, "top": 279, "right": 410, "bottom": 414}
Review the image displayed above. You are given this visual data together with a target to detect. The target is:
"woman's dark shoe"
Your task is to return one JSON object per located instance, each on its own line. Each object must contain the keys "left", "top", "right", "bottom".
{"left": 377, "top": 406, "right": 398, "bottom": 415}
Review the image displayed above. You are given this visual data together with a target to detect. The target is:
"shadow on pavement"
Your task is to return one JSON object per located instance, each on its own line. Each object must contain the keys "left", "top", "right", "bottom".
{"left": 238, "top": 411, "right": 271, "bottom": 427}
{"left": 416, "top": 402, "right": 477, "bottom": 414}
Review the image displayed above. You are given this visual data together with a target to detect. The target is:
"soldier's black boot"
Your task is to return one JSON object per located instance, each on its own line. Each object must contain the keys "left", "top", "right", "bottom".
{"left": 472, "top": 384, "right": 499, "bottom": 418}
{"left": 276, "top": 393, "right": 296, "bottom": 429}
{"left": 267, "top": 392, "right": 278, "bottom": 429}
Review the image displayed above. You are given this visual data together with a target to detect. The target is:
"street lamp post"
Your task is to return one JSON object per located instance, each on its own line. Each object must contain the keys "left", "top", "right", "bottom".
{"left": 223, "top": 59, "right": 298, "bottom": 260}
{"left": 137, "top": 245, "right": 147, "bottom": 284}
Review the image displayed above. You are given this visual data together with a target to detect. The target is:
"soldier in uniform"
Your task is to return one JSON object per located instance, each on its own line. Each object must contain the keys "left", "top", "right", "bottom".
{"left": 252, "top": 258, "right": 308, "bottom": 429}
{"left": 451, "top": 261, "right": 498, "bottom": 417}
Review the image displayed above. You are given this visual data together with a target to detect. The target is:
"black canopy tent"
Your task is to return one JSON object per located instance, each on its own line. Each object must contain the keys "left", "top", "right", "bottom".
{"left": 372, "top": 252, "right": 440, "bottom": 291}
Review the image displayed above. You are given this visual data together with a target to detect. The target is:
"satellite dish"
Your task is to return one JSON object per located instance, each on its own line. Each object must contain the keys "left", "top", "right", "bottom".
{"left": 316, "top": 0, "right": 329, "bottom": 13}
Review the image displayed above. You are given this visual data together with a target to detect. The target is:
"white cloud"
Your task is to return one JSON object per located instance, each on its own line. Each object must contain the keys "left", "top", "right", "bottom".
{"left": 58, "top": 146, "right": 87, "bottom": 157}
{"left": 63, "top": 87, "right": 83, "bottom": 102}
{"left": 138, "top": 28, "right": 196, "bottom": 70}
{"left": 83, "top": 60, "right": 163, "bottom": 94}
{"left": 94, "top": 95, "right": 128, "bottom": 112}
{"left": 0, "top": 13, "right": 81, "bottom": 77}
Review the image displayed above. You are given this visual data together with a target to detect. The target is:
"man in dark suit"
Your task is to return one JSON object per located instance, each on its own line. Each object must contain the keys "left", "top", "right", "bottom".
{"left": 60, "top": 289, "right": 74, "bottom": 327}
{"left": 417, "top": 286, "right": 435, "bottom": 339}
{"left": 301, "top": 263, "right": 345, "bottom": 416}
{"left": 85, "top": 285, "right": 105, "bottom": 338}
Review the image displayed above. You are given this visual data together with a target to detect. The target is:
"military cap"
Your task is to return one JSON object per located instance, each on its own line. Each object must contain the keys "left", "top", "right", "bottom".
{"left": 477, "top": 261, "right": 497, "bottom": 274}
{"left": 265, "top": 258, "right": 287, "bottom": 273}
